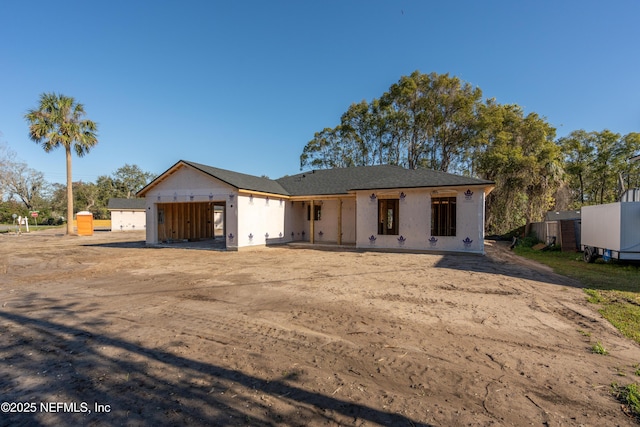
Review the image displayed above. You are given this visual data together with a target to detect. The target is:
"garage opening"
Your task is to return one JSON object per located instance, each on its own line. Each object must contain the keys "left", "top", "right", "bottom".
{"left": 157, "top": 202, "right": 225, "bottom": 243}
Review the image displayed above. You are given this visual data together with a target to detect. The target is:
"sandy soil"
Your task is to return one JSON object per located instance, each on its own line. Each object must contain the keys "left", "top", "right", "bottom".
{"left": 1, "top": 229, "right": 639, "bottom": 426}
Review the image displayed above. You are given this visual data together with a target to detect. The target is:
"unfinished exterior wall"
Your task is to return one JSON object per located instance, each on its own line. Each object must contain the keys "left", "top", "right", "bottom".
{"left": 235, "top": 194, "right": 287, "bottom": 248}
{"left": 156, "top": 202, "right": 222, "bottom": 241}
{"left": 285, "top": 201, "right": 307, "bottom": 241}
{"left": 282, "top": 198, "right": 357, "bottom": 244}
{"left": 310, "top": 200, "right": 338, "bottom": 243}
{"left": 355, "top": 187, "right": 487, "bottom": 254}
{"left": 144, "top": 164, "right": 237, "bottom": 245}
{"left": 341, "top": 198, "right": 357, "bottom": 243}
{"left": 111, "top": 210, "right": 146, "bottom": 232}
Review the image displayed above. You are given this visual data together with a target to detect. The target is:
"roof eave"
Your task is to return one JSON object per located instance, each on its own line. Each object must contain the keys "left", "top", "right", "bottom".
{"left": 237, "top": 189, "right": 290, "bottom": 199}
{"left": 349, "top": 182, "right": 494, "bottom": 192}
{"left": 288, "top": 193, "right": 354, "bottom": 201}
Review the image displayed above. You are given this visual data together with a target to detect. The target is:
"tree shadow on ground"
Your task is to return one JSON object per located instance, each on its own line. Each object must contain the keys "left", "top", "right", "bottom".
{"left": 0, "top": 306, "right": 431, "bottom": 426}
{"left": 83, "top": 238, "right": 227, "bottom": 251}
{"left": 84, "top": 236, "right": 583, "bottom": 290}
{"left": 433, "top": 240, "right": 585, "bottom": 289}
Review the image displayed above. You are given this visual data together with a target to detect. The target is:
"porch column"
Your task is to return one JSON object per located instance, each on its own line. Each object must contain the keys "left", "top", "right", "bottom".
{"left": 337, "top": 199, "right": 342, "bottom": 245}
{"left": 309, "top": 200, "right": 315, "bottom": 244}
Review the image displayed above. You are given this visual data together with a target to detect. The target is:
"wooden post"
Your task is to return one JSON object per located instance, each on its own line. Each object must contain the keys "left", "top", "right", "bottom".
{"left": 337, "top": 199, "right": 342, "bottom": 245}
{"left": 310, "top": 200, "right": 315, "bottom": 244}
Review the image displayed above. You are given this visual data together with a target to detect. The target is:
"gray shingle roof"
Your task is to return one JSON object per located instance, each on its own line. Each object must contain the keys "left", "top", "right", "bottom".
{"left": 107, "top": 198, "right": 146, "bottom": 210}
{"left": 276, "top": 165, "right": 493, "bottom": 196}
{"left": 180, "top": 161, "right": 290, "bottom": 195}
{"left": 140, "top": 160, "right": 494, "bottom": 198}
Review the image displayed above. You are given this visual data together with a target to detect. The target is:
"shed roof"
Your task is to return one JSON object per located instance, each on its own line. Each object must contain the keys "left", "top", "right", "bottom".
{"left": 107, "top": 198, "right": 146, "bottom": 210}
{"left": 544, "top": 210, "right": 581, "bottom": 221}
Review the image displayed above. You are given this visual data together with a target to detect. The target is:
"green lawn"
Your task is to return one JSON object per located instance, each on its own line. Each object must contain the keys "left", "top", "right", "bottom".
{"left": 513, "top": 247, "right": 640, "bottom": 343}
{"left": 514, "top": 246, "right": 640, "bottom": 417}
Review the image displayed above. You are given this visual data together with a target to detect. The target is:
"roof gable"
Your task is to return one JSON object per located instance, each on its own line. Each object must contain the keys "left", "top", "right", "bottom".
{"left": 137, "top": 160, "right": 290, "bottom": 196}
{"left": 183, "top": 161, "right": 289, "bottom": 195}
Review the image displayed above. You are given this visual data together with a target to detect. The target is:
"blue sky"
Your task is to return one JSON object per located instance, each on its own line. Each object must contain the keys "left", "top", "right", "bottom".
{"left": 1, "top": 0, "right": 639, "bottom": 185}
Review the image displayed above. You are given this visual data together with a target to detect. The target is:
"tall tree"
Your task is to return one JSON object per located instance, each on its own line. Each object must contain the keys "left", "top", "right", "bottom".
{"left": 2, "top": 161, "right": 46, "bottom": 210}
{"left": 25, "top": 93, "right": 98, "bottom": 234}
{"left": 0, "top": 141, "right": 18, "bottom": 201}
{"left": 560, "top": 130, "right": 640, "bottom": 206}
{"left": 0, "top": 142, "right": 48, "bottom": 210}
{"left": 300, "top": 127, "right": 351, "bottom": 169}
{"left": 557, "top": 130, "right": 596, "bottom": 206}
{"left": 474, "top": 102, "right": 561, "bottom": 234}
{"left": 620, "top": 133, "right": 640, "bottom": 191}
{"left": 73, "top": 181, "right": 99, "bottom": 213}
{"left": 519, "top": 112, "right": 561, "bottom": 230}
{"left": 381, "top": 71, "right": 483, "bottom": 171}
{"left": 589, "top": 130, "right": 622, "bottom": 204}
{"left": 300, "top": 71, "right": 483, "bottom": 172}
{"left": 112, "top": 164, "right": 156, "bottom": 199}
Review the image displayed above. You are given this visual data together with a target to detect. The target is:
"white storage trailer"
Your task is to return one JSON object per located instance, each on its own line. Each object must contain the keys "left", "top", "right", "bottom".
{"left": 581, "top": 202, "right": 640, "bottom": 262}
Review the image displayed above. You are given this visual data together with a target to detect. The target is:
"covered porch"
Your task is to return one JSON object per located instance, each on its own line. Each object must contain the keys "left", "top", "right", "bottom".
{"left": 286, "top": 196, "right": 356, "bottom": 246}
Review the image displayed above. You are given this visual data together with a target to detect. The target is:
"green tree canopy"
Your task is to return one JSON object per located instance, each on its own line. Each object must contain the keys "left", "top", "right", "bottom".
{"left": 559, "top": 130, "right": 640, "bottom": 207}
{"left": 25, "top": 93, "right": 98, "bottom": 234}
{"left": 299, "top": 71, "right": 564, "bottom": 234}
{"left": 474, "top": 102, "right": 561, "bottom": 234}
{"left": 300, "top": 71, "right": 484, "bottom": 173}
{"left": 113, "top": 164, "right": 156, "bottom": 199}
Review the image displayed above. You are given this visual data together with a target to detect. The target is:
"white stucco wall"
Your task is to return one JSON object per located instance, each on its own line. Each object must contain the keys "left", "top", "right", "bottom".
{"left": 144, "top": 165, "right": 238, "bottom": 245}
{"left": 355, "top": 187, "right": 487, "bottom": 254}
{"left": 341, "top": 198, "right": 357, "bottom": 243}
{"left": 311, "top": 200, "right": 337, "bottom": 243}
{"left": 236, "top": 194, "right": 287, "bottom": 248}
{"left": 286, "top": 201, "right": 307, "bottom": 241}
{"left": 111, "top": 210, "right": 146, "bottom": 231}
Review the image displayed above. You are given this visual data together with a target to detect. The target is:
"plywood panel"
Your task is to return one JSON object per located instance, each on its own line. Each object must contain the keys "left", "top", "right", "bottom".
{"left": 157, "top": 202, "right": 222, "bottom": 241}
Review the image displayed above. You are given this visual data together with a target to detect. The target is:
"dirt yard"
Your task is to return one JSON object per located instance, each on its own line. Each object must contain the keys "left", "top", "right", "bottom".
{"left": 1, "top": 230, "right": 639, "bottom": 426}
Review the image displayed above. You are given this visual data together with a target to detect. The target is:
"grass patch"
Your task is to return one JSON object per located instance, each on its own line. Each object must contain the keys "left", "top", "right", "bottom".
{"left": 584, "top": 289, "right": 601, "bottom": 304}
{"left": 591, "top": 341, "right": 608, "bottom": 355}
{"left": 612, "top": 383, "right": 640, "bottom": 421}
{"left": 513, "top": 247, "right": 640, "bottom": 345}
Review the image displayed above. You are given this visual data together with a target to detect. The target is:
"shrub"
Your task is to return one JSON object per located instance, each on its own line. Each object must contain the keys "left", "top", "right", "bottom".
{"left": 612, "top": 383, "right": 640, "bottom": 420}
{"left": 518, "top": 233, "right": 540, "bottom": 248}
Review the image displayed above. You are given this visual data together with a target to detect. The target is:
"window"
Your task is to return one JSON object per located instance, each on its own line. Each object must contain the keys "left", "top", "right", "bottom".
{"left": 307, "top": 204, "right": 321, "bottom": 221}
{"left": 378, "top": 199, "right": 399, "bottom": 235}
{"left": 431, "top": 196, "right": 456, "bottom": 236}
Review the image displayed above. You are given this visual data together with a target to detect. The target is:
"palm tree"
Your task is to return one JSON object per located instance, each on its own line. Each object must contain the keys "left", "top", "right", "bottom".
{"left": 25, "top": 93, "right": 98, "bottom": 235}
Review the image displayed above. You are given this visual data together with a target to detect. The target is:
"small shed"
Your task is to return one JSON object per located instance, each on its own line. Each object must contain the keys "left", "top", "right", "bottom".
{"left": 107, "top": 198, "right": 146, "bottom": 231}
{"left": 541, "top": 210, "right": 581, "bottom": 251}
